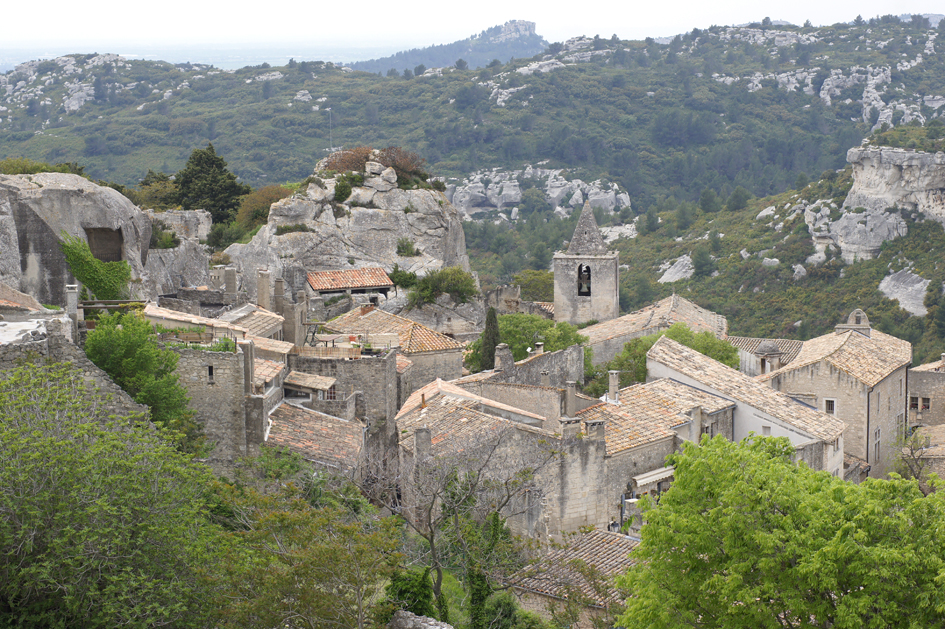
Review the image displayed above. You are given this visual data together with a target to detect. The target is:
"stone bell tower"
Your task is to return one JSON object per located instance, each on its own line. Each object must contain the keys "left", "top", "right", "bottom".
{"left": 553, "top": 202, "right": 619, "bottom": 325}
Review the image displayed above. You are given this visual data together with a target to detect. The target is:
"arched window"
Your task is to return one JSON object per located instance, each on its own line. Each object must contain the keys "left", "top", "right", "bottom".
{"left": 578, "top": 264, "right": 591, "bottom": 296}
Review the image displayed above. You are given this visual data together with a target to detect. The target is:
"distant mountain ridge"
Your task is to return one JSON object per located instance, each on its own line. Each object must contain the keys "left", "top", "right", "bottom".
{"left": 347, "top": 20, "right": 547, "bottom": 74}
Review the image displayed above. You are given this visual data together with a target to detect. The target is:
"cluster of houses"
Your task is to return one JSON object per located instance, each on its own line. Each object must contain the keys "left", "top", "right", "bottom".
{"left": 3, "top": 202, "right": 945, "bottom": 618}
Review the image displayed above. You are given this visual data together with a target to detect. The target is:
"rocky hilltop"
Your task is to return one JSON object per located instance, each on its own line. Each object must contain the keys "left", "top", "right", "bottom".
{"left": 225, "top": 161, "right": 470, "bottom": 300}
{"left": 843, "top": 147, "right": 945, "bottom": 220}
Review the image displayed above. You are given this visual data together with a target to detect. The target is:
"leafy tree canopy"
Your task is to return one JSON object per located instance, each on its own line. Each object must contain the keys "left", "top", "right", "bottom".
{"left": 0, "top": 363, "right": 226, "bottom": 628}
{"left": 407, "top": 266, "right": 478, "bottom": 309}
{"left": 465, "top": 313, "right": 587, "bottom": 371}
{"left": 174, "top": 143, "right": 251, "bottom": 223}
{"left": 618, "top": 436, "right": 945, "bottom": 629}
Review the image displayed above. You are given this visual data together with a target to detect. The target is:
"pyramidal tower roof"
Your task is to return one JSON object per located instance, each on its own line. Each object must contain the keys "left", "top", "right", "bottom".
{"left": 566, "top": 202, "right": 609, "bottom": 255}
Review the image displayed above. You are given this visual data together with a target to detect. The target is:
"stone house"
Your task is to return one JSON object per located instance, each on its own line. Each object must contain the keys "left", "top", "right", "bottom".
{"left": 647, "top": 336, "right": 846, "bottom": 476}
{"left": 512, "top": 529, "right": 638, "bottom": 626}
{"left": 265, "top": 403, "right": 364, "bottom": 471}
{"left": 553, "top": 202, "right": 619, "bottom": 326}
{"left": 581, "top": 294, "right": 728, "bottom": 366}
{"left": 907, "top": 354, "right": 945, "bottom": 427}
{"left": 306, "top": 267, "right": 393, "bottom": 300}
{"left": 759, "top": 310, "right": 911, "bottom": 478}
{"left": 325, "top": 305, "right": 464, "bottom": 394}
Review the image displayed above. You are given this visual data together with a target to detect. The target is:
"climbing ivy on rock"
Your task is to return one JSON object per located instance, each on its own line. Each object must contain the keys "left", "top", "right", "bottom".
{"left": 59, "top": 233, "right": 131, "bottom": 300}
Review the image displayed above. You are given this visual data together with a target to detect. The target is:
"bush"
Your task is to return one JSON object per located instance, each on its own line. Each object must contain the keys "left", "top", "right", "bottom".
{"left": 59, "top": 233, "right": 131, "bottom": 300}
{"left": 149, "top": 220, "right": 181, "bottom": 249}
{"left": 236, "top": 185, "right": 293, "bottom": 229}
{"left": 407, "top": 266, "right": 478, "bottom": 309}
{"left": 389, "top": 263, "right": 418, "bottom": 289}
{"left": 334, "top": 177, "right": 352, "bottom": 202}
{"left": 323, "top": 146, "right": 375, "bottom": 173}
{"left": 397, "top": 237, "right": 420, "bottom": 257}
{"left": 206, "top": 222, "right": 247, "bottom": 250}
{"left": 274, "top": 223, "right": 312, "bottom": 236}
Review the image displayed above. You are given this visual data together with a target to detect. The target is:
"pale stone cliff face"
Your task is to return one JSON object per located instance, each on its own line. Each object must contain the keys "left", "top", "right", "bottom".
{"left": 844, "top": 147, "right": 945, "bottom": 219}
{"left": 0, "top": 173, "right": 152, "bottom": 305}
{"left": 225, "top": 164, "right": 470, "bottom": 299}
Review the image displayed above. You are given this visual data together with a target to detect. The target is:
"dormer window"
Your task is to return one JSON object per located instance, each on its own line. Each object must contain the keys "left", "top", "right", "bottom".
{"left": 855, "top": 314, "right": 862, "bottom": 325}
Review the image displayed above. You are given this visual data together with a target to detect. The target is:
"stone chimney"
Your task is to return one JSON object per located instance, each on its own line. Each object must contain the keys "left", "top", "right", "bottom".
{"left": 210, "top": 265, "right": 225, "bottom": 289}
{"left": 224, "top": 267, "right": 237, "bottom": 296}
{"left": 65, "top": 284, "right": 78, "bottom": 323}
{"left": 238, "top": 339, "right": 255, "bottom": 395}
{"left": 360, "top": 305, "right": 375, "bottom": 316}
{"left": 564, "top": 381, "right": 577, "bottom": 417}
{"left": 561, "top": 418, "right": 581, "bottom": 439}
{"left": 540, "top": 370, "right": 551, "bottom": 387}
{"left": 608, "top": 370, "right": 620, "bottom": 403}
{"left": 415, "top": 427, "right": 432, "bottom": 461}
{"left": 535, "top": 342, "right": 544, "bottom": 354}
{"left": 690, "top": 405, "right": 703, "bottom": 442}
{"left": 274, "top": 278, "right": 286, "bottom": 314}
{"left": 495, "top": 343, "right": 513, "bottom": 372}
{"left": 587, "top": 419, "right": 605, "bottom": 441}
{"left": 257, "top": 269, "right": 271, "bottom": 311}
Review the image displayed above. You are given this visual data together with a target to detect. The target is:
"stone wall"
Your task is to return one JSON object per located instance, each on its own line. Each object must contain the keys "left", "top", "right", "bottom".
{"left": 457, "top": 381, "right": 563, "bottom": 431}
{"left": 405, "top": 350, "right": 464, "bottom": 393}
{"left": 908, "top": 367, "right": 945, "bottom": 427}
{"left": 488, "top": 344, "right": 585, "bottom": 388}
{"left": 604, "top": 436, "right": 677, "bottom": 521}
{"left": 543, "top": 435, "right": 609, "bottom": 533}
{"left": 290, "top": 349, "right": 398, "bottom": 426}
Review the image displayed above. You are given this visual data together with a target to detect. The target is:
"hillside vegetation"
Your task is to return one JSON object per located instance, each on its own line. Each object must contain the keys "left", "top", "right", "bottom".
{"left": 1, "top": 16, "right": 942, "bottom": 207}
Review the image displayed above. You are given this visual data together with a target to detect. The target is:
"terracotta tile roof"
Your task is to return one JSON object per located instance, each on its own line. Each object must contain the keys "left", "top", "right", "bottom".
{"left": 285, "top": 370, "right": 336, "bottom": 391}
{"left": 726, "top": 336, "right": 805, "bottom": 365}
{"left": 513, "top": 529, "right": 637, "bottom": 605}
{"left": 306, "top": 267, "right": 393, "bottom": 292}
{"left": 397, "top": 380, "right": 552, "bottom": 454}
{"left": 396, "top": 355, "right": 413, "bottom": 374}
{"left": 759, "top": 328, "right": 911, "bottom": 387}
{"left": 219, "top": 304, "right": 284, "bottom": 338}
{"left": 640, "top": 378, "right": 736, "bottom": 415}
{"left": 0, "top": 298, "right": 30, "bottom": 311}
{"left": 253, "top": 358, "right": 285, "bottom": 387}
{"left": 578, "top": 397, "right": 678, "bottom": 454}
{"left": 266, "top": 404, "right": 363, "bottom": 468}
{"left": 582, "top": 295, "right": 727, "bottom": 345}
{"left": 248, "top": 335, "right": 295, "bottom": 355}
{"left": 910, "top": 358, "right": 945, "bottom": 373}
{"left": 327, "top": 306, "right": 463, "bottom": 354}
{"left": 648, "top": 337, "right": 845, "bottom": 442}
{"left": 144, "top": 303, "right": 248, "bottom": 336}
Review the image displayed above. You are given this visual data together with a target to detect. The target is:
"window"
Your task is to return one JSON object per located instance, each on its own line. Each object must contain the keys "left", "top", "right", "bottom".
{"left": 577, "top": 264, "right": 591, "bottom": 296}
{"left": 762, "top": 426, "right": 771, "bottom": 436}
{"left": 824, "top": 399, "right": 835, "bottom": 414}
{"left": 922, "top": 397, "right": 931, "bottom": 411}
{"left": 326, "top": 385, "right": 337, "bottom": 401}
{"left": 855, "top": 314, "right": 862, "bottom": 324}
{"left": 207, "top": 365, "right": 214, "bottom": 383}
{"left": 911, "top": 396, "right": 919, "bottom": 410}
{"left": 873, "top": 427, "right": 881, "bottom": 462}
{"left": 701, "top": 423, "right": 711, "bottom": 437}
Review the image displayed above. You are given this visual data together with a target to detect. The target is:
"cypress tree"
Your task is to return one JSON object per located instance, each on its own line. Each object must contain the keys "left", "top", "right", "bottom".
{"left": 481, "top": 307, "right": 500, "bottom": 370}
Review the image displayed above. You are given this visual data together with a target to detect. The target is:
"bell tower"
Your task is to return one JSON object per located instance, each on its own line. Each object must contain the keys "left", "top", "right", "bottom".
{"left": 553, "top": 202, "right": 619, "bottom": 325}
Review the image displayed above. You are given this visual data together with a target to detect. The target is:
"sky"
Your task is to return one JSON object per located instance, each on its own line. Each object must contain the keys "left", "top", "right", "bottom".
{"left": 1, "top": 0, "right": 942, "bottom": 67}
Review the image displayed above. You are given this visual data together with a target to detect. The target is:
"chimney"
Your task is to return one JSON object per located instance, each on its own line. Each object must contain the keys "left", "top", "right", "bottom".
{"left": 238, "top": 340, "right": 255, "bottom": 395}
{"left": 690, "top": 405, "right": 703, "bottom": 442}
{"left": 561, "top": 418, "right": 581, "bottom": 439}
{"left": 608, "top": 370, "right": 620, "bottom": 403}
{"left": 565, "top": 381, "right": 577, "bottom": 417}
{"left": 495, "top": 343, "right": 513, "bottom": 372}
{"left": 65, "top": 284, "right": 78, "bottom": 322}
{"left": 257, "top": 269, "right": 271, "bottom": 311}
{"left": 535, "top": 342, "right": 544, "bottom": 354}
{"left": 540, "top": 370, "right": 551, "bottom": 387}
{"left": 224, "top": 267, "right": 237, "bottom": 295}
{"left": 415, "top": 427, "right": 432, "bottom": 461}
{"left": 587, "top": 420, "right": 605, "bottom": 441}
{"left": 274, "top": 278, "right": 286, "bottom": 314}
{"left": 210, "top": 265, "right": 225, "bottom": 289}
{"left": 360, "top": 305, "right": 375, "bottom": 316}
{"left": 421, "top": 392, "right": 427, "bottom": 408}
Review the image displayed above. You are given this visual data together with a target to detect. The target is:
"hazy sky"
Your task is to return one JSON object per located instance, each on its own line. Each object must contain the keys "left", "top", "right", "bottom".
{"left": 3, "top": 1, "right": 942, "bottom": 57}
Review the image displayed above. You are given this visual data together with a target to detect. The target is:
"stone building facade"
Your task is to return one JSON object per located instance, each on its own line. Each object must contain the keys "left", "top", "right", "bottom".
{"left": 553, "top": 202, "right": 619, "bottom": 326}
{"left": 908, "top": 355, "right": 945, "bottom": 426}
{"left": 760, "top": 310, "right": 911, "bottom": 478}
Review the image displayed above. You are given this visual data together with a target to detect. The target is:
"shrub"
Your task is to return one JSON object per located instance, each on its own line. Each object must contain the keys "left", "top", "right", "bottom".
{"left": 396, "top": 238, "right": 420, "bottom": 257}
{"left": 274, "top": 223, "right": 312, "bottom": 236}
{"left": 149, "top": 220, "right": 181, "bottom": 249}
{"left": 206, "top": 222, "right": 247, "bottom": 250}
{"left": 323, "top": 146, "right": 375, "bottom": 173}
{"left": 407, "top": 266, "right": 478, "bottom": 309}
{"left": 59, "top": 234, "right": 131, "bottom": 300}
{"left": 334, "top": 177, "right": 352, "bottom": 202}
{"left": 236, "top": 185, "right": 293, "bottom": 229}
{"left": 389, "top": 263, "right": 418, "bottom": 289}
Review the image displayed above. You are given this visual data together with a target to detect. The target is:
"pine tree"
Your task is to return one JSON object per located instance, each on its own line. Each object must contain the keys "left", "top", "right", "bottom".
{"left": 174, "top": 143, "right": 251, "bottom": 223}
{"left": 481, "top": 307, "right": 500, "bottom": 370}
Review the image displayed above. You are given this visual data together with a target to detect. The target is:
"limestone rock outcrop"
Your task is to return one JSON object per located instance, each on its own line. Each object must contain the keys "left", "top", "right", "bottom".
{"left": 879, "top": 268, "right": 931, "bottom": 316}
{"left": 225, "top": 168, "right": 470, "bottom": 300}
{"left": 143, "top": 239, "right": 211, "bottom": 297}
{"left": 145, "top": 208, "right": 212, "bottom": 241}
{"left": 844, "top": 147, "right": 945, "bottom": 221}
{"left": 659, "top": 255, "right": 694, "bottom": 283}
{"left": 0, "top": 173, "right": 152, "bottom": 305}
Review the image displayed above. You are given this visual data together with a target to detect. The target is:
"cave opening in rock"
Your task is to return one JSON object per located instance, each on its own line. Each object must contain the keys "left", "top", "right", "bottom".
{"left": 85, "top": 228, "right": 124, "bottom": 263}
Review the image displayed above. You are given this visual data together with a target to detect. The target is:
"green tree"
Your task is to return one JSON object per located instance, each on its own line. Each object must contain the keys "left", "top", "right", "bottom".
{"left": 699, "top": 187, "right": 722, "bottom": 213}
{"left": 389, "top": 263, "right": 418, "bottom": 294}
{"left": 407, "top": 266, "right": 478, "bottom": 309}
{"left": 0, "top": 363, "right": 225, "bottom": 628}
{"left": 59, "top": 233, "right": 131, "bottom": 300}
{"left": 84, "top": 311, "right": 198, "bottom": 445}
{"left": 691, "top": 245, "right": 715, "bottom": 278}
{"left": 726, "top": 185, "right": 752, "bottom": 211}
{"left": 382, "top": 567, "right": 437, "bottom": 620}
{"left": 466, "top": 313, "right": 588, "bottom": 371}
{"left": 174, "top": 143, "right": 251, "bottom": 223}
{"left": 513, "top": 269, "right": 554, "bottom": 302}
{"left": 455, "top": 58, "right": 469, "bottom": 70}
{"left": 520, "top": 187, "right": 550, "bottom": 215}
{"left": 481, "top": 307, "right": 500, "bottom": 370}
{"left": 618, "top": 436, "right": 945, "bottom": 629}
{"left": 236, "top": 184, "right": 292, "bottom": 229}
